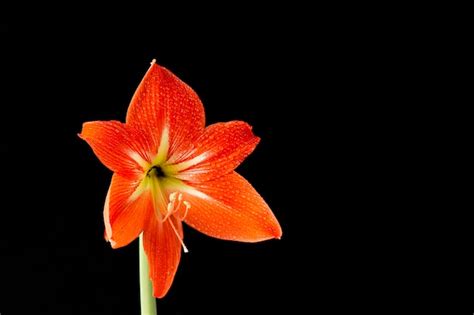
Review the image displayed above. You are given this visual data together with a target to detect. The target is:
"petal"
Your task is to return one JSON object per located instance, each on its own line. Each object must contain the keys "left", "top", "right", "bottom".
{"left": 170, "top": 121, "right": 260, "bottom": 182}
{"left": 79, "top": 121, "right": 153, "bottom": 178}
{"left": 143, "top": 216, "right": 183, "bottom": 298}
{"left": 126, "top": 61, "right": 205, "bottom": 160}
{"left": 104, "top": 173, "right": 152, "bottom": 248}
{"left": 180, "top": 172, "right": 282, "bottom": 242}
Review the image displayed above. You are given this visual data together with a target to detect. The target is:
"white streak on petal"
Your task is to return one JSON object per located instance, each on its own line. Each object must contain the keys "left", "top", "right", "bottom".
{"left": 179, "top": 185, "right": 210, "bottom": 200}
{"left": 170, "top": 152, "right": 210, "bottom": 172}
{"left": 128, "top": 151, "right": 149, "bottom": 169}
{"left": 103, "top": 183, "right": 114, "bottom": 245}
{"left": 152, "top": 126, "right": 170, "bottom": 165}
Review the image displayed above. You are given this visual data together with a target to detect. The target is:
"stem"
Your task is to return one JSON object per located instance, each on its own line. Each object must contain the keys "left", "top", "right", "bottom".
{"left": 140, "top": 234, "right": 157, "bottom": 315}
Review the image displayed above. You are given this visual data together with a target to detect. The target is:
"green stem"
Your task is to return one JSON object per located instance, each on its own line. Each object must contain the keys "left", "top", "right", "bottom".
{"left": 140, "top": 234, "right": 157, "bottom": 315}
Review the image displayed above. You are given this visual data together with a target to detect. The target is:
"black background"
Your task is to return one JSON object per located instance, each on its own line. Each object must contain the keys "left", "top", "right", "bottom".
{"left": 0, "top": 5, "right": 429, "bottom": 315}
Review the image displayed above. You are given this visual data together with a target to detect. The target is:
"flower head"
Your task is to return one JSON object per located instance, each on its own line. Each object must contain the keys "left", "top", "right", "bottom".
{"left": 79, "top": 60, "right": 282, "bottom": 297}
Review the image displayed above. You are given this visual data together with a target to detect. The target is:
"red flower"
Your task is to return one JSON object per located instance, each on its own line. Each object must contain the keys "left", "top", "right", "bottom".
{"left": 79, "top": 60, "right": 282, "bottom": 297}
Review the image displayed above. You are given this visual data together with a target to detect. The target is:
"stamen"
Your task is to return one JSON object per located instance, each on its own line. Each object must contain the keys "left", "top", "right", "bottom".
{"left": 163, "top": 192, "right": 190, "bottom": 222}
{"left": 169, "top": 192, "right": 178, "bottom": 202}
{"left": 157, "top": 191, "right": 192, "bottom": 252}
{"left": 164, "top": 203, "right": 174, "bottom": 219}
{"left": 168, "top": 219, "right": 189, "bottom": 253}
{"left": 180, "top": 201, "right": 191, "bottom": 221}
{"left": 163, "top": 204, "right": 173, "bottom": 222}
{"left": 174, "top": 194, "right": 183, "bottom": 215}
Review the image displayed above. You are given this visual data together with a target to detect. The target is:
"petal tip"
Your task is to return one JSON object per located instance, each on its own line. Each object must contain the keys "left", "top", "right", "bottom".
{"left": 270, "top": 220, "right": 283, "bottom": 240}
{"left": 78, "top": 122, "right": 93, "bottom": 139}
{"left": 78, "top": 122, "right": 92, "bottom": 140}
{"left": 254, "top": 136, "right": 261, "bottom": 145}
{"left": 106, "top": 237, "right": 117, "bottom": 248}
{"left": 273, "top": 228, "right": 283, "bottom": 240}
{"left": 275, "top": 233, "right": 283, "bottom": 240}
{"left": 152, "top": 281, "right": 172, "bottom": 299}
{"left": 153, "top": 290, "right": 167, "bottom": 299}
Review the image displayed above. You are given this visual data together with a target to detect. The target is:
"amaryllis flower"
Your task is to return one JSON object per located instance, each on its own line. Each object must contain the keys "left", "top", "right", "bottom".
{"left": 79, "top": 60, "right": 282, "bottom": 298}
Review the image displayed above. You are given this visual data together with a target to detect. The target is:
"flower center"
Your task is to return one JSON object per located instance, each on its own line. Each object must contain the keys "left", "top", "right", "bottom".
{"left": 147, "top": 165, "right": 166, "bottom": 178}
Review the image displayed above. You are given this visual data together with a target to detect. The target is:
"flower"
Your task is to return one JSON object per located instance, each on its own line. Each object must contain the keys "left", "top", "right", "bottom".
{"left": 79, "top": 60, "right": 282, "bottom": 298}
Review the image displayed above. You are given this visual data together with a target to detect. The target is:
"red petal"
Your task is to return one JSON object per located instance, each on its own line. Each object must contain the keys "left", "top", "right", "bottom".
{"left": 126, "top": 61, "right": 205, "bottom": 159}
{"left": 171, "top": 121, "right": 260, "bottom": 182}
{"left": 182, "top": 172, "right": 282, "bottom": 242}
{"left": 79, "top": 121, "right": 153, "bottom": 178}
{"left": 143, "top": 216, "right": 183, "bottom": 298}
{"left": 104, "top": 174, "right": 152, "bottom": 248}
